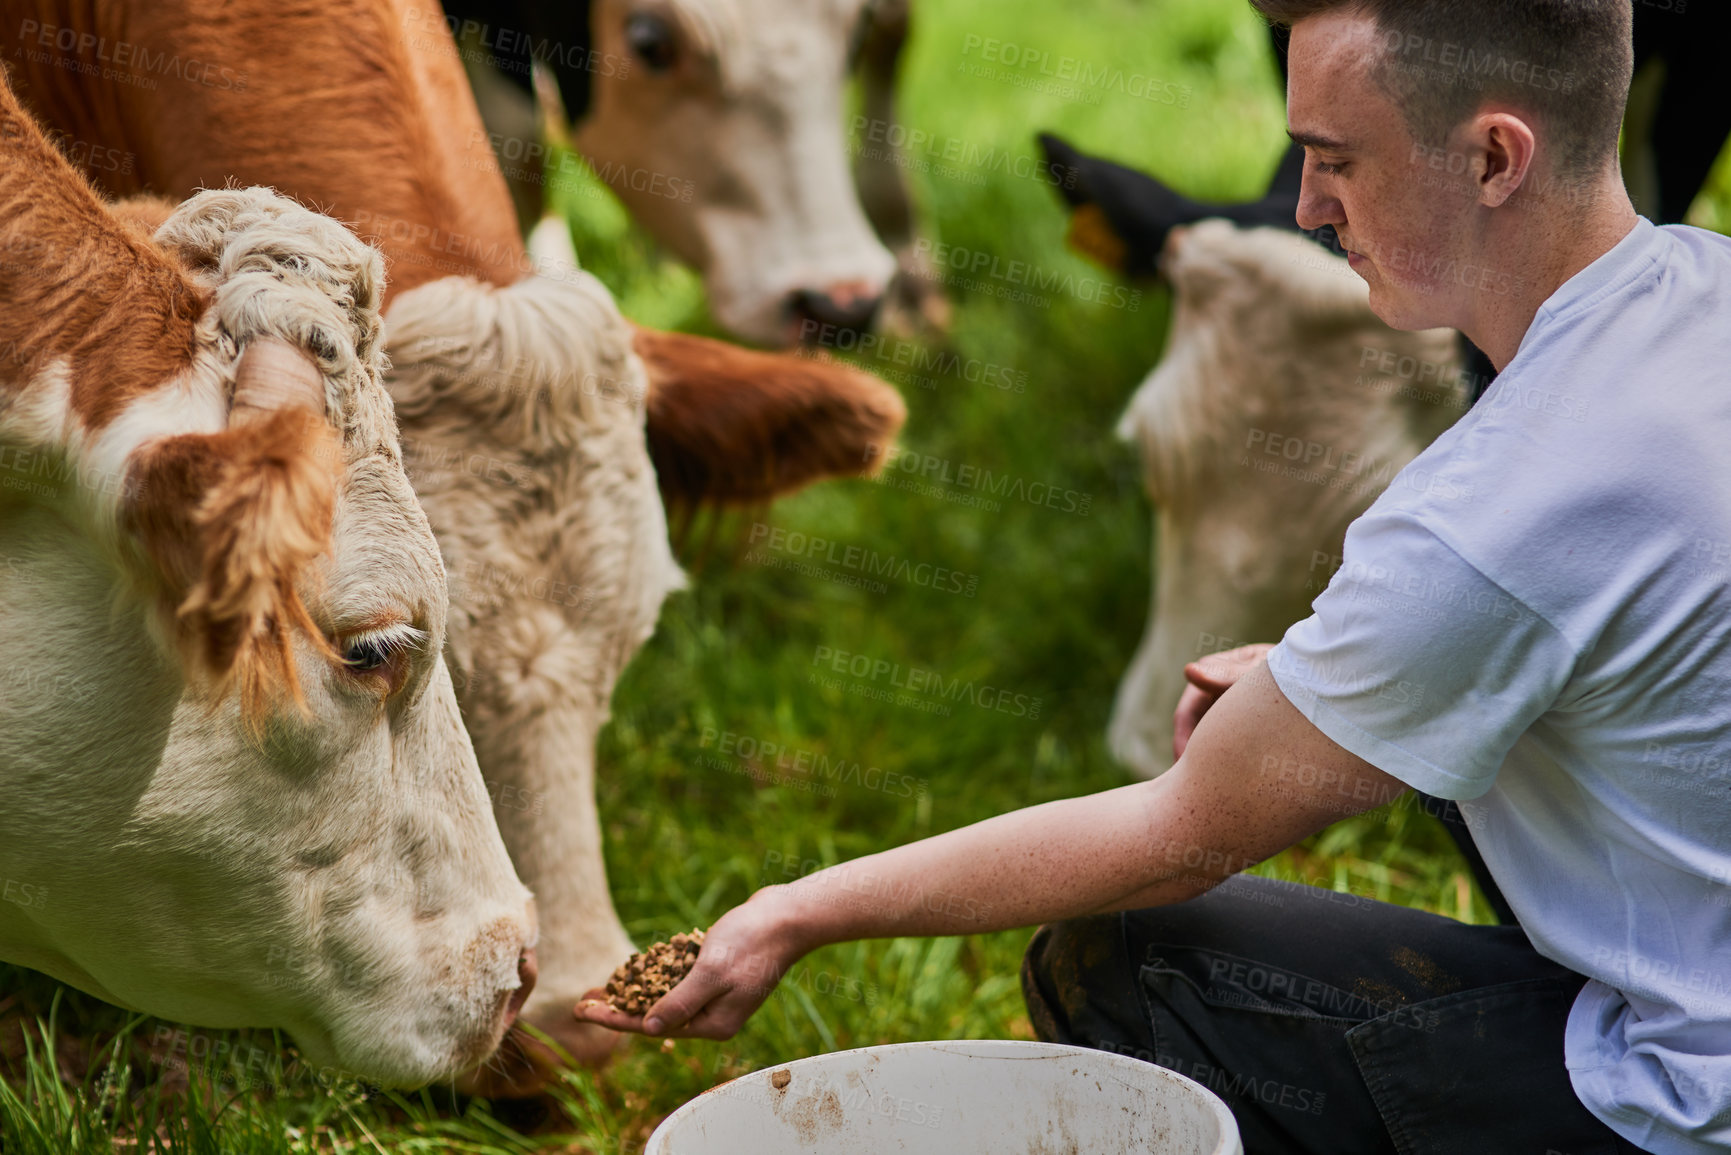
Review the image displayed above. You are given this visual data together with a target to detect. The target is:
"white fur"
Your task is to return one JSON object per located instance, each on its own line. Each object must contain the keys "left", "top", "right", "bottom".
{"left": 385, "top": 269, "right": 684, "bottom": 1033}
{"left": 1111, "top": 222, "right": 1466, "bottom": 777}
{"left": 0, "top": 189, "right": 534, "bottom": 1087}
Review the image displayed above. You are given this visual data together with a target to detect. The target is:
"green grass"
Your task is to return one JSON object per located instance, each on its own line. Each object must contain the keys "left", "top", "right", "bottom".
{"left": 7, "top": 0, "right": 1731, "bottom": 1149}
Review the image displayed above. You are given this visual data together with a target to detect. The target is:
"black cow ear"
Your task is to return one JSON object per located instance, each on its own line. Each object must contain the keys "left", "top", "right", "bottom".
{"left": 1037, "top": 132, "right": 1202, "bottom": 279}
{"left": 1036, "top": 133, "right": 1324, "bottom": 278}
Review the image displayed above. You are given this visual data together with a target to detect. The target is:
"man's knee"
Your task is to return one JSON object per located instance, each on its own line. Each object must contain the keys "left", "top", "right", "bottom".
{"left": 1021, "top": 913, "right": 1144, "bottom": 1050}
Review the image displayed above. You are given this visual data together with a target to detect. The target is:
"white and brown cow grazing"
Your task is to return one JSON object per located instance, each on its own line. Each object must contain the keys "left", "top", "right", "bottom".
{"left": 0, "top": 79, "right": 536, "bottom": 1087}
{"left": 1, "top": 0, "right": 905, "bottom": 1090}
{"left": 434, "top": 0, "right": 901, "bottom": 345}
{"left": 1110, "top": 221, "right": 1469, "bottom": 778}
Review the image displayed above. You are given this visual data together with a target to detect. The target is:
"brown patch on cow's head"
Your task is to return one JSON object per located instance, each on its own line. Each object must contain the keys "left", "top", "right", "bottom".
{"left": 0, "top": 78, "right": 207, "bottom": 428}
{"left": 632, "top": 327, "right": 907, "bottom": 510}
{"left": 122, "top": 406, "right": 342, "bottom": 721}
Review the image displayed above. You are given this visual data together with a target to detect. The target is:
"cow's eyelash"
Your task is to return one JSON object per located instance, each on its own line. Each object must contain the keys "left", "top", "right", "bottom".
{"left": 337, "top": 625, "right": 428, "bottom": 665}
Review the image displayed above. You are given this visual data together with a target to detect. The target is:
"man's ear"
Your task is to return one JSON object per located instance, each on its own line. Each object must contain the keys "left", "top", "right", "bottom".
{"left": 1471, "top": 112, "right": 1538, "bottom": 208}
{"left": 632, "top": 327, "right": 908, "bottom": 509}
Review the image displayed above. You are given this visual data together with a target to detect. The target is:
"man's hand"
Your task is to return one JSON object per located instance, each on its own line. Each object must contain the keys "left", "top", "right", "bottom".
{"left": 1174, "top": 643, "right": 1275, "bottom": 759}
{"left": 574, "top": 887, "right": 808, "bottom": 1041}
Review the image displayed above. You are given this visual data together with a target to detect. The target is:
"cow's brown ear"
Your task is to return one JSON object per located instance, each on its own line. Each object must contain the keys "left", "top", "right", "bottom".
{"left": 122, "top": 408, "right": 341, "bottom": 719}
{"left": 634, "top": 327, "right": 908, "bottom": 508}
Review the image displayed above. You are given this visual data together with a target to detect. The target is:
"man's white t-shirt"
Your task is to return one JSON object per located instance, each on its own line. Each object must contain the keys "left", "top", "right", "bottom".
{"left": 1269, "top": 217, "right": 1731, "bottom": 1154}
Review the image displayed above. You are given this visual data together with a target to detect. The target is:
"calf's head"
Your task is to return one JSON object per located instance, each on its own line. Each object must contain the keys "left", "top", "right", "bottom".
{"left": 576, "top": 0, "right": 897, "bottom": 344}
{"left": 1109, "top": 221, "right": 1466, "bottom": 777}
{"left": 0, "top": 188, "right": 534, "bottom": 1087}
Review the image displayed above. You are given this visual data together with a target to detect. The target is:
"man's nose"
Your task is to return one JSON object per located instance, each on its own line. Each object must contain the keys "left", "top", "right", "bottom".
{"left": 1294, "top": 170, "right": 1344, "bottom": 235}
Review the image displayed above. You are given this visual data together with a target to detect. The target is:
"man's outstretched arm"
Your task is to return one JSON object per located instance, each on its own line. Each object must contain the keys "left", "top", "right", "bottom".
{"left": 577, "top": 661, "right": 1406, "bottom": 1039}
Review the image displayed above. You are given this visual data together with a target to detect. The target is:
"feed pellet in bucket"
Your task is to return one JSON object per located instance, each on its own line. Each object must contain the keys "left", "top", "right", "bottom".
{"left": 603, "top": 929, "right": 705, "bottom": 1014}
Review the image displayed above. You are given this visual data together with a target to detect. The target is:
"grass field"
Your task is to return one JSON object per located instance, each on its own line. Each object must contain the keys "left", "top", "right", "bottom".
{"left": 5, "top": 0, "right": 1731, "bottom": 1150}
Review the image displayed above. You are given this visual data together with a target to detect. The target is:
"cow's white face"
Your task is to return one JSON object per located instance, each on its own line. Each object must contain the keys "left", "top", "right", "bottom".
{"left": 1109, "top": 221, "right": 1466, "bottom": 778}
{"left": 578, "top": 0, "right": 896, "bottom": 345}
{"left": 0, "top": 191, "right": 535, "bottom": 1089}
{"left": 0, "top": 443, "right": 536, "bottom": 1090}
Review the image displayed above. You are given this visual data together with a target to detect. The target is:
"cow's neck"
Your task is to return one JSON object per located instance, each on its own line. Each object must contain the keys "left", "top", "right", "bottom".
{"left": 0, "top": 508, "right": 181, "bottom": 908}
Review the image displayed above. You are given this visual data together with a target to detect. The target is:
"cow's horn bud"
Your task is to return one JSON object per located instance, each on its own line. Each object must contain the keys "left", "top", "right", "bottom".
{"left": 230, "top": 337, "right": 327, "bottom": 427}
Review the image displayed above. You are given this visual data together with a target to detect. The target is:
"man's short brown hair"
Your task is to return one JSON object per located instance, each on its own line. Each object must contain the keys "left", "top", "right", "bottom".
{"left": 1252, "top": 0, "right": 1633, "bottom": 182}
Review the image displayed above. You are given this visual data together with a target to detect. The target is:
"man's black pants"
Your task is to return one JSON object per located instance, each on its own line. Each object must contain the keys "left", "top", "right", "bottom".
{"left": 1021, "top": 873, "right": 1645, "bottom": 1154}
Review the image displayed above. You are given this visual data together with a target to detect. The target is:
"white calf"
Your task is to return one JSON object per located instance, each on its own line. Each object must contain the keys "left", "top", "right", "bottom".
{"left": 1110, "top": 221, "right": 1470, "bottom": 777}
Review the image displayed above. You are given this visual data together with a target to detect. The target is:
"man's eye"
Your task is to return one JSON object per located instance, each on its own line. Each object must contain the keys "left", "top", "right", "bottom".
{"left": 1315, "top": 160, "right": 1345, "bottom": 176}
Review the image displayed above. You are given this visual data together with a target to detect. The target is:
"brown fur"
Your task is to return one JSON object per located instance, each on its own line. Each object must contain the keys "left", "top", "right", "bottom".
{"left": 634, "top": 327, "right": 908, "bottom": 507}
{"left": 2, "top": 0, "right": 911, "bottom": 508}
{"left": 1, "top": 72, "right": 343, "bottom": 716}
{"left": 0, "top": 70, "right": 204, "bottom": 427}
{"left": 2, "top": 0, "right": 525, "bottom": 299}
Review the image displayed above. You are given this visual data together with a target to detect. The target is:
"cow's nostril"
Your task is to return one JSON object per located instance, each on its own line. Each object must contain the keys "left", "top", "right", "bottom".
{"left": 790, "top": 285, "right": 884, "bottom": 345}
{"left": 504, "top": 948, "right": 537, "bottom": 1029}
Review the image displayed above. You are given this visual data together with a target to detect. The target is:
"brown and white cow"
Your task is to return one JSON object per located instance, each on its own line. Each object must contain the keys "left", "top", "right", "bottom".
{"left": 1109, "top": 221, "right": 1469, "bottom": 778}
{"left": 0, "top": 79, "right": 535, "bottom": 1087}
{"left": 433, "top": 0, "right": 903, "bottom": 344}
{"left": 0, "top": 0, "right": 904, "bottom": 1089}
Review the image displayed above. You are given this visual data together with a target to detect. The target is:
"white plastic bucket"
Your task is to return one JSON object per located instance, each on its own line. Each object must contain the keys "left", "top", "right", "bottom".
{"left": 645, "top": 1040, "right": 1243, "bottom": 1154}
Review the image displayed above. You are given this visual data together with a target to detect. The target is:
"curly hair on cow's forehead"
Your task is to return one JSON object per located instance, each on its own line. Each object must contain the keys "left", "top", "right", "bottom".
{"left": 1251, "top": 0, "right": 1634, "bottom": 183}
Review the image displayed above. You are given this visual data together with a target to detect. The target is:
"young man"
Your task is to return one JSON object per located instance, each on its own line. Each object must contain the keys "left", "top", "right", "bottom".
{"left": 578, "top": 2, "right": 1730, "bottom": 1149}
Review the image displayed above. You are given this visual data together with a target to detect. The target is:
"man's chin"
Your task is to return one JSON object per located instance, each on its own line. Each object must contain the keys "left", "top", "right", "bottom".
{"left": 1364, "top": 289, "right": 1438, "bottom": 333}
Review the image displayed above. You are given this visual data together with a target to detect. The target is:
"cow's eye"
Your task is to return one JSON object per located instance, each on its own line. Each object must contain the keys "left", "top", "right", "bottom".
{"left": 626, "top": 12, "right": 679, "bottom": 72}
{"left": 335, "top": 624, "right": 427, "bottom": 695}
{"left": 343, "top": 639, "right": 392, "bottom": 672}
